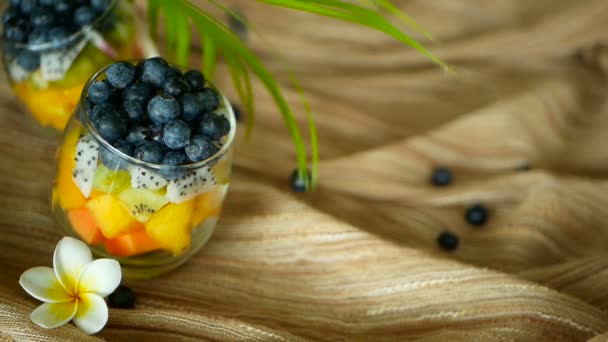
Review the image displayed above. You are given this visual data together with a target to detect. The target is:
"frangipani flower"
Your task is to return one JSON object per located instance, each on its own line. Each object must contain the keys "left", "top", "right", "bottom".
{"left": 19, "top": 237, "right": 122, "bottom": 335}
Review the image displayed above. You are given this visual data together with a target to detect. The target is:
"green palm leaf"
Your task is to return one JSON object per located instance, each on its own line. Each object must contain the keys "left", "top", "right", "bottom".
{"left": 148, "top": 0, "right": 446, "bottom": 191}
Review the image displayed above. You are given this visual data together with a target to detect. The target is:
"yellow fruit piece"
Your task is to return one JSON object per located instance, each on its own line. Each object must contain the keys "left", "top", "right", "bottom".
{"left": 54, "top": 128, "right": 85, "bottom": 210}
{"left": 145, "top": 200, "right": 194, "bottom": 256}
{"left": 191, "top": 185, "right": 227, "bottom": 228}
{"left": 86, "top": 194, "right": 137, "bottom": 239}
{"left": 13, "top": 81, "right": 85, "bottom": 130}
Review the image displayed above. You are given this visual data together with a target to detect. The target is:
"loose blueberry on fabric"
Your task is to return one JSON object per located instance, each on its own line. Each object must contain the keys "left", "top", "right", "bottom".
{"left": 437, "top": 231, "right": 459, "bottom": 251}
{"left": 290, "top": 168, "right": 311, "bottom": 193}
{"left": 108, "top": 285, "right": 135, "bottom": 309}
{"left": 431, "top": 167, "right": 452, "bottom": 187}
{"left": 465, "top": 204, "right": 488, "bottom": 227}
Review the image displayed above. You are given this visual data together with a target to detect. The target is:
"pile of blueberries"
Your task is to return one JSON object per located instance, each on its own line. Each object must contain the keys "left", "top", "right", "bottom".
{"left": 87, "top": 57, "right": 231, "bottom": 168}
{"left": 2, "top": 0, "right": 113, "bottom": 71}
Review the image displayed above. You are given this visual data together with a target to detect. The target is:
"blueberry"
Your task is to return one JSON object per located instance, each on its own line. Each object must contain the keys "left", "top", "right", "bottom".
{"left": 2, "top": 7, "right": 20, "bottom": 25}
{"left": 290, "top": 168, "right": 311, "bottom": 193}
{"left": 28, "top": 28, "right": 49, "bottom": 44}
{"left": 124, "top": 82, "right": 154, "bottom": 103}
{"left": 91, "top": 0, "right": 111, "bottom": 12}
{"left": 9, "top": 0, "right": 21, "bottom": 7}
{"left": 19, "top": 0, "right": 37, "bottom": 14}
{"left": 164, "top": 66, "right": 181, "bottom": 80}
{"left": 89, "top": 103, "right": 116, "bottom": 122}
{"left": 437, "top": 231, "right": 459, "bottom": 251}
{"left": 30, "top": 7, "right": 55, "bottom": 28}
{"left": 39, "top": 0, "right": 54, "bottom": 6}
{"left": 147, "top": 95, "right": 180, "bottom": 125}
{"left": 162, "top": 150, "right": 188, "bottom": 166}
{"left": 148, "top": 124, "right": 164, "bottom": 144}
{"left": 163, "top": 120, "right": 191, "bottom": 149}
{"left": 16, "top": 49, "right": 40, "bottom": 71}
{"left": 92, "top": 105, "right": 127, "bottom": 143}
{"left": 106, "top": 61, "right": 135, "bottom": 89}
{"left": 179, "top": 93, "right": 204, "bottom": 121}
{"left": 184, "top": 134, "right": 216, "bottom": 162}
{"left": 48, "top": 26, "right": 70, "bottom": 42}
{"left": 198, "top": 114, "right": 230, "bottom": 139}
{"left": 183, "top": 70, "right": 205, "bottom": 91}
{"left": 134, "top": 141, "right": 163, "bottom": 164}
{"left": 108, "top": 285, "right": 135, "bottom": 309}
{"left": 163, "top": 76, "right": 191, "bottom": 97}
{"left": 100, "top": 140, "right": 133, "bottom": 170}
{"left": 123, "top": 100, "right": 145, "bottom": 123}
{"left": 4, "top": 19, "right": 31, "bottom": 42}
{"left": 87, "top": 80, "right": 113, "bottom": 104}
{"left": 126, "top": 125, "right": 149, "bottom": 146}
{"left": 431, "top": 167, "right": 452, "bottom": 187}
{"left": 54, "top": 0, "right": 74, "bottom": 14}
{"left": 197, "top": 88, "right": 220, "bottom": 114}
{"left": 73, "top": 5, "right": 97, "bottom": 26}
{"left": 465, "top": 204, "right": 488, "bottom": 227}
{"left": 139, "top": 57, "right": 169, "bottom": 87}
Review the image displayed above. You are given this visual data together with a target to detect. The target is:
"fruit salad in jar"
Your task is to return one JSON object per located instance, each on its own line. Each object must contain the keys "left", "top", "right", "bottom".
{"left": 1, "top": 0, "right": 148, "bottom": 131}
{"left": 52, "top": 57, "right": 235, "bottom": 278}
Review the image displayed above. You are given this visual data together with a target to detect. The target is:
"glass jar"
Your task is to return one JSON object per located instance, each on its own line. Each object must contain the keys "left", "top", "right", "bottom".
{"left": 1, "top": 0, "right": 151, "bottom": 132}
{"left": 51, "top": 62, "right": 235, "bottom": 279}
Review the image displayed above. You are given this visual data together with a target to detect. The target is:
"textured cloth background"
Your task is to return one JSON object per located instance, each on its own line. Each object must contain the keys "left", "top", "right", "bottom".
{"left": 2, "top": 0, "right": 608, "bottom": 340}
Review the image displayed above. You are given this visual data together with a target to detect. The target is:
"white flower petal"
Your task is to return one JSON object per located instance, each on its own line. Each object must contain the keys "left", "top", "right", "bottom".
{"left": 53, "top": 237, "right": 92, "bottom": 295}
{"left": 19, "top": 267, "right": 72, "bottom": 303}
{"left": 77, "top": 259, "right": 122, "bottom": 297}
{"left": 73, "top": 293, "right": 108, "bottom": 335}
{"left": 30, "top": 301, "right": 77, "bottom": 329}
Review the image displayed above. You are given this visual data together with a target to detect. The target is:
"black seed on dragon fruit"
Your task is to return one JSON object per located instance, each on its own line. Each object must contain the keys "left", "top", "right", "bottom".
{"left": 130, "top": 166, "right": 168, "bottom": 190}
{"left": 72, "top": 135, "right": 100, "bottom": 198}
{"left": 165, "top": 166, "right": 216, "bottom": 203}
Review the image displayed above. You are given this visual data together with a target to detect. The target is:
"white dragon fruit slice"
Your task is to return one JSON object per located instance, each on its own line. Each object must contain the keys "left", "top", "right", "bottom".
{"left": 130, "top": 166, "right": 168, "bottom": 190}
{"left": 72, "top": 134, "right": 100, "bottom": 198}
{"left": 165, "top": 166, "right": 216, "bottom": 204}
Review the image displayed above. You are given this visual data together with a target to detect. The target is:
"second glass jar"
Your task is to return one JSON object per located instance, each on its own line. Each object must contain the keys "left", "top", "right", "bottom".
{"left": 1, "top": 0, "right": 150, "bottom": 132}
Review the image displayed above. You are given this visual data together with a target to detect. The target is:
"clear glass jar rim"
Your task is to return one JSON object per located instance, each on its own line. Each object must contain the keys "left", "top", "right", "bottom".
{"left": 0, "top": 0, "right": 118, "bottom": 52}
{"left": 78, "top": 61, "right": 237, "bottom": 173}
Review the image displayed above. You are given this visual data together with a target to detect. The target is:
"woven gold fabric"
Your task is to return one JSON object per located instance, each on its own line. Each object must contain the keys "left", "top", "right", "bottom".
{"left": 2, "top": 0, "right": 608, "bottom": 340}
